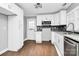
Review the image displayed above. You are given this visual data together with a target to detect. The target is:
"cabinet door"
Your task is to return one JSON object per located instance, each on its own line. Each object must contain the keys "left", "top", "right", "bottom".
{"left": 41, "top": 15, "right": 52, "bottom": 21}
{"left": 42, "top": 28, "right": 51, "bottom": 41}
{"left": 54, "top": 33, "right": 58, "bottom": 46}
{"left": 58, "top": 35, "right": 64, "bottom": 55}
{"left": 54, "top": 33, "right": 64, "bottom": 55}
{"left": 56, "top": 13, "right": 60, "bottom": 25}
{"left": 37, "top": 16, "right": 42, "bottom": 26}
{"left": 42, "top": 15, "right": 47, "bottom": 21}
{"left": 36, "top": 32, "right": 42, "bottom": 43}
{"left": 53, "top": 14, "right": 56, "bottom": 25}
{"left": 53, "top": 13, "right": 60, "bottom": 25}
{"left": 56, "top": 34, "right": 60, "bottom": 49}
{"left": 49, "top": 15, "right": 54, "bottom": 25}
{"left": 51, "top": 32, "right": 55, "bottom": 44}
{"left": 60, "top": 10, "right": 66, "bottom": 25}
{"left": 43, "top": 15, "right": 54, "bottom": 23}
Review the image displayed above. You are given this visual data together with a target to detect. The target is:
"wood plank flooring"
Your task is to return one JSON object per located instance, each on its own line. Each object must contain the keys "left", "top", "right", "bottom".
{"left": 1, "top": 40, "right": 58, "bottom": 56}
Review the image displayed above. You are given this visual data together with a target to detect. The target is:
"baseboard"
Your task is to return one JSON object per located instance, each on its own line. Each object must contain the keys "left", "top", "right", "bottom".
{"left": 24, "top": 38, "right": 28, "bottom": 42}
{"left": 54, "top": 43, "right": 62, "bottom": 56}
{"left": 24, "top": 38, "right": 36, "bottom": 42}
{"left": 0, "top": 48, "right": 8, "bottom": 55}
{"left": 36, "top": 40, "right": 42, "bottom": 43}
{"left": 8, "top": 42, "right": 24, "bottom": 52}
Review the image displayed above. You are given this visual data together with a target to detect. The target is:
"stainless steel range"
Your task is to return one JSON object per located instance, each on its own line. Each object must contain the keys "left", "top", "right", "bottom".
{"left": 64, "top": 36, "right": 79, "bottom": 56}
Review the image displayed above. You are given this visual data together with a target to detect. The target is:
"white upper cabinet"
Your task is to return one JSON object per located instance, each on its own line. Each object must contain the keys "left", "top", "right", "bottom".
{"left": 37, "top": 12, "right": 66, "bottom": 26}
{"left": 46, "top": 15, "right": 54, "bottom": 25}
{"left": 42, "top": 15, "right": 54, "bottom": 25}
{"left": 53, "top": 13, "right": 60, "bottom": 25}
{"left": 37, "top": 15, "right": 42, "bottom": 26}
{"left": 43, "top": 15, "right": 53, "bottom": 21}
{"left": 37, "top": 15, "right": 53, "bottom": 26}
{"left": 53, "top": 10, "right": 66, "bottom": 26}
{"left": 59, "top": 10, "right": 67, "bottom": 25}
{"left": 0, "top": 3, "right": 17, "bottom": 15}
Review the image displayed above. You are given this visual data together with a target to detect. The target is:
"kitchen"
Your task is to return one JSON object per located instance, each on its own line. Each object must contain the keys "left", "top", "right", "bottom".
{"left": 0, "top": 3, "right": 79, "bottom": 56}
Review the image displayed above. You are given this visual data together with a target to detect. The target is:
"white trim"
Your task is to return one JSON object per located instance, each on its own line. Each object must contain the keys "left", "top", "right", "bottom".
{"left": 51, "top": 42, "right": 62, "bottom": 56}
{"left": 0, "top": 48, "right": 8, "bottom": 55}
{"left": 36, "top": 40, "right": 42, "bottom": 43}
{"left": 8, "top": 42, "right": 24, "bottom": 52}
{"left": 67, "top": 5, "right": 79, "bottom": 14}
{"left": 24, "top": 38, "right": 36, "bottom": 41}
{"left": 24, "top": 38, "right": 28, "bottom": 41}
{"left": 54, "top": 43, "right": 62, "bottom": 56}
{"left": 24, "top": 39, "right": 26, "bottom": 42}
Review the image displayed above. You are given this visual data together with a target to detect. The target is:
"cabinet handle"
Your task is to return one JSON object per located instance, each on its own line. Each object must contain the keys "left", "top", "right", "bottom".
{"left": 64, "top": 40, "right": 76, "bottom": 47}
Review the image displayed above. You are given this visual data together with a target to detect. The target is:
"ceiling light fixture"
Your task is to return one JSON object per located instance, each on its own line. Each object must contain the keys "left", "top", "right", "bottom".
{"left": 34, "top": 3, "right": 42, "bottom": 8}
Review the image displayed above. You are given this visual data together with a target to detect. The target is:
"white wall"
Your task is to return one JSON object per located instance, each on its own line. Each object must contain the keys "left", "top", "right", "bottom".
{"left": 0, "top": 13, "right": 8, "bottom": 51}
{"left": 8, "top": 4, "right": 24, "bottom": 51}
{"left": 24, "top": 16, "right": 27, "bottom": 39}
{"left": 67, "top": 3, "right": 79, "bottom": 13}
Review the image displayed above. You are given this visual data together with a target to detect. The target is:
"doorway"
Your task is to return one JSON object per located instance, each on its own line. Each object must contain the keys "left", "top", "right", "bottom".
{"left": 27, "top": 17, "right": 36, "bottom": 40}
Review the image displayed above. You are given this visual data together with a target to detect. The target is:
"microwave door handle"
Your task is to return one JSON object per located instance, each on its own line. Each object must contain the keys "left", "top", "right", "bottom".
{"left": 65, "top": 40, "right": 76, "bottom": 47}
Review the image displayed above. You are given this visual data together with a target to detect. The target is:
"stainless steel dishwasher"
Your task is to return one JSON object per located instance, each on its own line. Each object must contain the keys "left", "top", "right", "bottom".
{"left": 64, "top": 36, "right": 79, "bottom": 56}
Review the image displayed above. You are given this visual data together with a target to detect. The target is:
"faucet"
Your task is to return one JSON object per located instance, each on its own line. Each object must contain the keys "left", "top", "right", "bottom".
{"left": 67, "top": 23, "right": 74, "bottom": 34}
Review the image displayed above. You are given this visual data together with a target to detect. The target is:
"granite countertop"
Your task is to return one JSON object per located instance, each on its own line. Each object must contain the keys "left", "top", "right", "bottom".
{"left": 65, "top": 34, "right": 79, "bottom": 41}
{"left": 52, "top": 31, "right": 79, "bottom": 42}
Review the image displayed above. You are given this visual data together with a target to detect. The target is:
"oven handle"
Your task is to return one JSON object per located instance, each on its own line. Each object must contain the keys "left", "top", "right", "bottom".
{"left": 65, "top": 40, "right": 76, "bottom": 47}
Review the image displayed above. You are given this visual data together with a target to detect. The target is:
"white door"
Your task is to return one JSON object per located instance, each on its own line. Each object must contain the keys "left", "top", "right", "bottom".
{"left": 27, "top": 18, "right": 36, "bottom": 40}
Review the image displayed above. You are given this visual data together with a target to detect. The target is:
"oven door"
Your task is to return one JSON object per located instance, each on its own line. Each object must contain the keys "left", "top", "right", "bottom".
{"left": 64, "top": 38, "right": 77, "bottom": 56}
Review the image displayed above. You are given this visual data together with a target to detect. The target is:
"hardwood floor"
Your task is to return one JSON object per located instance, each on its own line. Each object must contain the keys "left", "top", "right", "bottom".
{"left": 1, "top": 40, "right": 58, "bottom": 56}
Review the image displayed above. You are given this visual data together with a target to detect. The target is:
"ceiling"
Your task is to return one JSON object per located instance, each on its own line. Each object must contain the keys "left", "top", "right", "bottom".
{"left": 17, "top": 3, "right": 71, "bottom": 17}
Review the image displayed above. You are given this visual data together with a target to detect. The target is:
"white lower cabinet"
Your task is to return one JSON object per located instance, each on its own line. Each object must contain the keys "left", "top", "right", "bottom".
{"left": 35, "top": 32, "right": 42, "bottom": 43}
{"left": 52, "top": 32, "right": 64, "bottom": 56}
{"left": 59, "top": 10, "right": 67, "bottom": 25}
{"left": 51, "top": 32, "right": 55, "bottom": 44}
{"left": 57, "top": 34, "right": 64, "bottom": 56}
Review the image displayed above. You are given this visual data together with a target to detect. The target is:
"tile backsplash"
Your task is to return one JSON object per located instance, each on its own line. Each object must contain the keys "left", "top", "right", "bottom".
{"left": 51, "top": 25, "right": 66, "bottom": 31}
{"left": 36, "top": 25, "right": 66, "bottom": 32}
